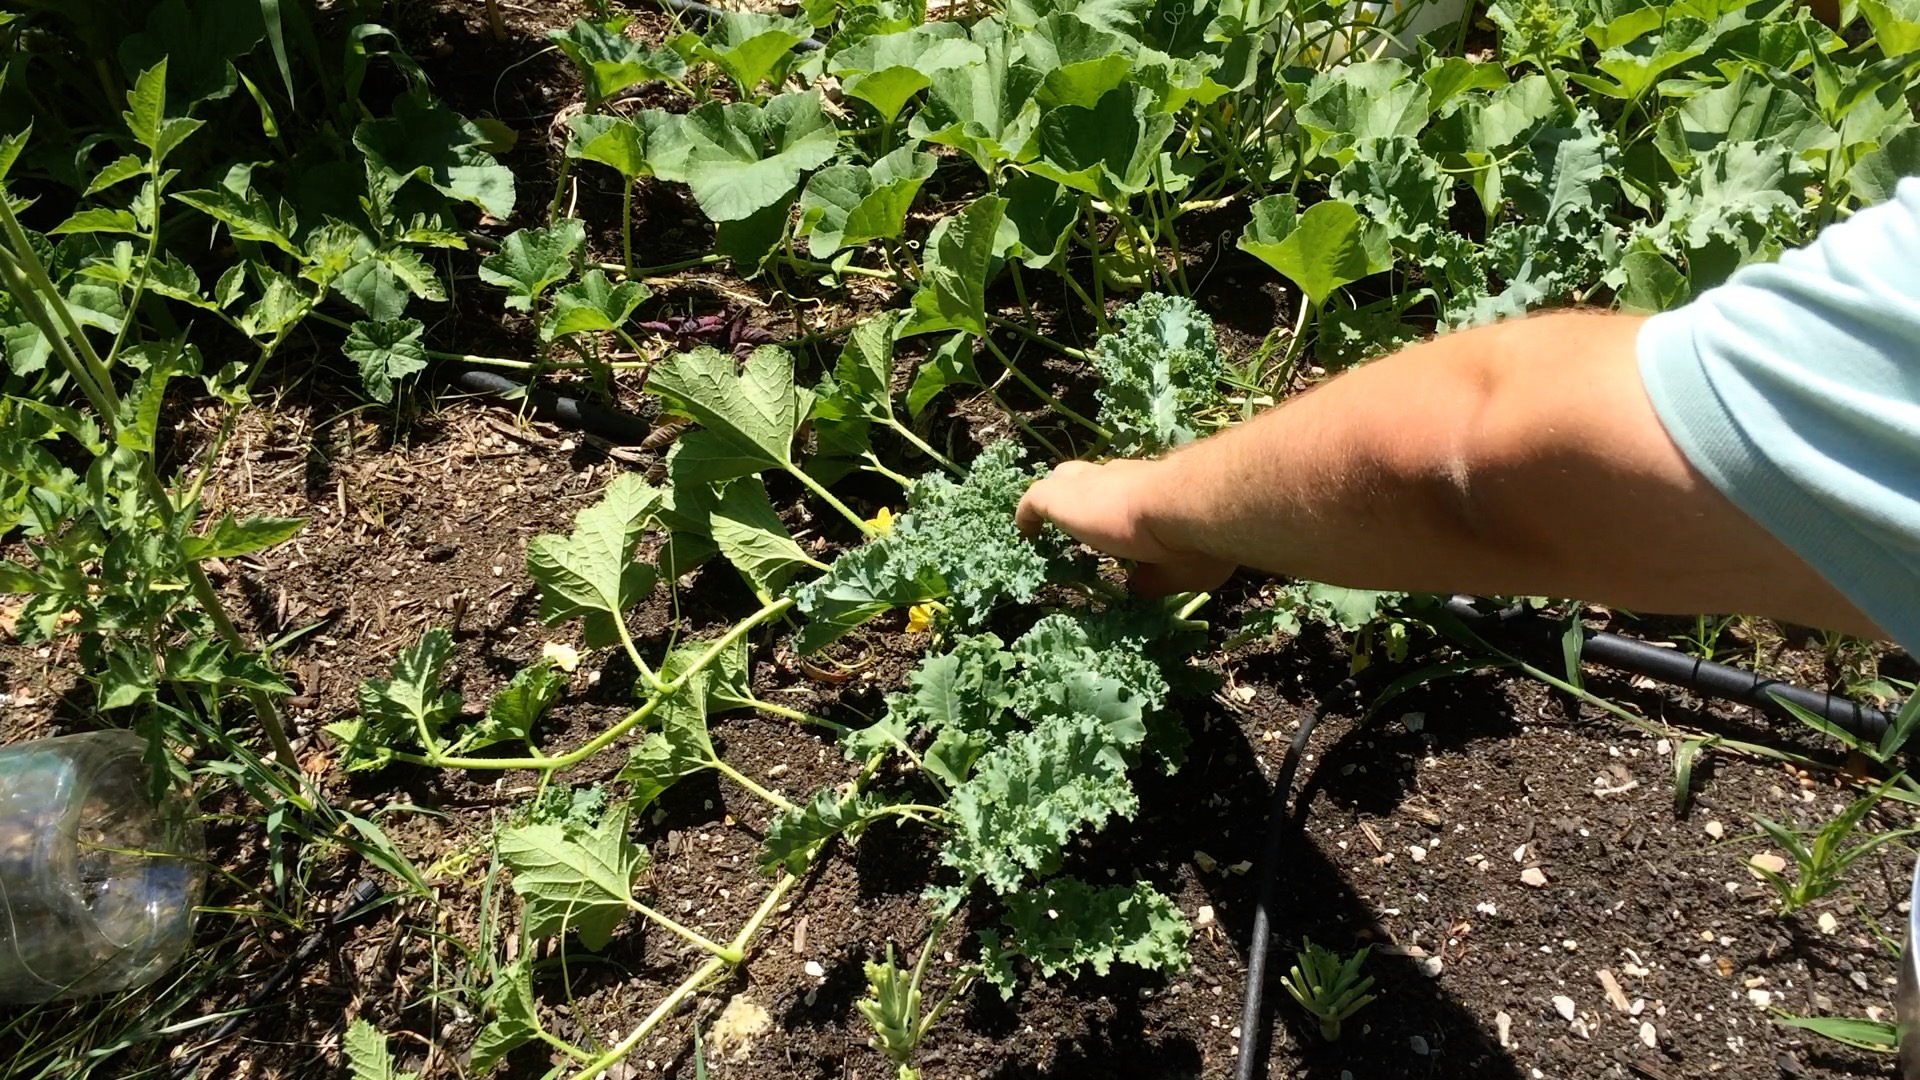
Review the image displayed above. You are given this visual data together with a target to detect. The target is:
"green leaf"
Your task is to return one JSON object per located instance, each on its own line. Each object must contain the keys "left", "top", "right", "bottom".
{"left": 797, "top": 147, "right": 937, "bottom": 256}
{"left": 49, "top": 208, "right": 143, "bottom": 237}
{"left": 328, "top": 627, "right": 462, "bottom": 772}
{"left": 182, "top": 513, "right": 304, "bottom": 560}
{"left": 707, "top": 477, "right": 820, "bottom": 595}
{"left": 1029, "top": 86, "right": 1176, "bottom": 197}
{"left": 1237, "top": 198, "right": 1390, "bottom": 309}
{"left": 345, "top": 1019, "right": 417, "bottom": 1080}
{"left": 1026, "top": 14, "right": 1136, "bottom": 110}
{"left": 1329, "top": 136, "right": 1451, "bottom": 249}
{"left": 171, "top": 187, "right": 301, "bottom": 255}
{"left": 343, "top": 318, "right": 429, "bottom": 405}
{"left": 829, "top": 22, "right": 984, "bottom": 124}
{"left": 456, "top": 661, "right": 564, "bottom": 754}
{"left": 479, "top": 220, "right": 586, "bottom": 311}
{"left": 1861, "top": 0, "right": 1920, "bottom": 56}
{"left": 354, "top": 94, "right": 518, "bottom": 220}
{"left": 793, "top": 442, "right": 1049, "bottom": 651}
{"left": 906, "top": 22, "right": 1044, "bottom": 173}
{"left": 124, "top": 59, "right": 171, "bottom": 153}
{"left": 1297, "top": 59, "right": 1429, "bottom": 166}
{"left": 1091, "top": 293, "right": 1226, "bottom": 456}
{"left": 905, "top": 332, "right": 982, "bottom": 416}
{"left": 997, "top": 172, "right": 1077, "bottom": 270}
{"left": 1849, "top": 125, "right": 1920, "bottom": 205}
{"left": 650, "top": 346, "right": 815, "bottom": 469}
{"left": 549, "top": 18, "right": 687, "bottom": 101}
{"left": 498, "top": 811, "right": 645, "bottom": 950}
{"left": 469, "top": 956, "right": 540, "bottom": 1072}
{"left": 906, "top": 195, "right": 1006, "bottom": 337}
{"left": 335, "top": 248, "right": 445, "bottom": 322}
{"left": 660, "top": 636, "right": 756, "bottom": 714}
{"left": 1421, "top": 57, "right": 1508, "bottom": 114}
{"left": 1616, "top": 249, "right": 1687, "bottom": 313}
{"left": 693, "top": 11, "right": 814, "bottom": 95}
{"left": 526, "top": 473, "right": 663, "bottom": 648}
{"left": 543, "top": 270, "right": 650, "bottom": 341}
{"left": 566, "top": 113, "right": 649, "bottom": 180}
{"left": 619, "top": 686, "right": 718, "bottom": 814}
{"left": 666, "top": 92, "right": 840, "bottom": 222}
{"left": 1000, "top": 878, "right": 1189, "bottom": 978}
{"left": 760, "top": 787, "right": 882, "bottom": 874}
{"left": 84, "top": 155, "right": 148, "bottom": 198}
{"left": 1770, "top": 1013, "right": 1899, "bottom": 1053}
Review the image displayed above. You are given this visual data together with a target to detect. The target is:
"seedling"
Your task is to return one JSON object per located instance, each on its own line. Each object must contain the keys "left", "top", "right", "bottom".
{"left": 1750, "top": 777, "right": 1917, "bottom": 914}
{"left": 857, "top": 933, "right": 971, "bottom": 1080}
{"left": 1281, "top": 939, "right": 1377, "bottom": 1041}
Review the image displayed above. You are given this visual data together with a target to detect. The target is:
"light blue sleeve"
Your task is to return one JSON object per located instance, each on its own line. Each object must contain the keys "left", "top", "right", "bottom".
{"left": 1637, "top": 178, "right": 1920, "bottom": 651}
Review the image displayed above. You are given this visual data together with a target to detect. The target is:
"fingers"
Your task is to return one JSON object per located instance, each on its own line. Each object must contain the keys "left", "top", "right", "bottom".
{"left": 1015, "top": 460, "right": 1095, "bottom": 538}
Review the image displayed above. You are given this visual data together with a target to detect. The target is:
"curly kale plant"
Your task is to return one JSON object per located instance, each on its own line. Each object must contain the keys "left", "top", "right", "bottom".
{"left": 792, "top": 440, "right": 1071, "bottom": 650}
{"left": 1091, "top": 293, "right": 1227, "bottom": 456}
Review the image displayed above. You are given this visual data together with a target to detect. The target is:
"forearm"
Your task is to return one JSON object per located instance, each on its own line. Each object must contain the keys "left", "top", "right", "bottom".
{"left": 1139, "top": 311, "right": 1878, "bottom": 632}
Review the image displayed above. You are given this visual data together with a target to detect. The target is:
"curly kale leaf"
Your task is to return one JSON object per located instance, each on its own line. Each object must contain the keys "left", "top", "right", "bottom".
{"left": 1090, "top": 293, "right": 1227, "bottom": 456}
{"left": 792, "top": 440, "right": 1057, "bottom": 651}
{"left": 938, "top": 616, "right": 1169, "bottom": 895}
{"left": 1000, "top": 877, "right": 1190, "bottom": 981}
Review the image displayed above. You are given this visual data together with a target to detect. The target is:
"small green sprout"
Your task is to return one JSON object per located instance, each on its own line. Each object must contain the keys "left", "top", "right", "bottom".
{"left": 1280, "top": 938, "right": 1377, "bottom": 1041}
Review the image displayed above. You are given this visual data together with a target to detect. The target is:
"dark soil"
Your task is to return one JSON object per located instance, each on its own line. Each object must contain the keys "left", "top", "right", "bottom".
{"left": 0, "top": 3, "right": 1914, "bottom": 1080}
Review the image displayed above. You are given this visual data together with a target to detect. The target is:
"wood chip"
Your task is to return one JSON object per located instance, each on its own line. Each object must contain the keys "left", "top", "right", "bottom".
{"left": 791, "top": 915, "right": 808, "bottom": 955}
{"left": 1597, "top": 969, "right": 1632, "bottom": 1013}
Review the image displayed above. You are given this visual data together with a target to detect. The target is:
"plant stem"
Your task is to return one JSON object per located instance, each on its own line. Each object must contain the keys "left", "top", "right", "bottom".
{"left": 788, "top": 464, "right": 878, "bottom": 537}
{"left": 986, "top": 315, "right": 1092, "bottom": 362}
{"left": 622, "top": 182, "right": 635, "bottom": 280}
{"left": 983, "top": 337, "right": 1107, "bottom": 437}
{"left": 411, "top": 599, "right": 796, "bottom": 772}
{"left": 630, "top": 898, "right": 740, "bottom": 961}
{"left": 878, "top": 416, "right": 961, "bottom": 475}
{"left": 711, "top": 758, "right": 795, "bottom": 812}
{"left": 746, "top": 696, "right": 848, "bottom": 733}
{"left": 566, "top": 873, "right": 801, "bottom": 1080}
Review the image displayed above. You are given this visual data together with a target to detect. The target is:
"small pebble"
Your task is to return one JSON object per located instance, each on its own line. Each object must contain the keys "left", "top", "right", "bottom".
{"left": 1817, "top": 912, "right": 1838, "bottom": 934}
{"left": 804, "top": 960, "right": 825, "bottom": 978}
{"left": 1521, "top": 867, "right": 1549, "bottom": 888}
{"left": 1749, "top": 852, "right": 1788, "bottom": 876}
{"left": 1704, "top": 820, "right": 1725, "bottom": 840}
{"left": 1410, "top": 845, "right": 1427, "bottom": 863}
{"left": 1553, "top": 995, "right": 1577, "bottom": 1022}
{"left": 1409, "top": 1035, "right": 1429, "bottom": 1055}
{"left": 1495, "top": 1010, "right": 1513, "bottom": 1048}
{"left": 1639, "top": 1022, "right": 1657, "bottom": 1048}
{"left": 1194, "top": 905, "right": 1215, "bottom": 928}
{"left": 1748, "top": 988, "right": 1773, "bottom": 1009}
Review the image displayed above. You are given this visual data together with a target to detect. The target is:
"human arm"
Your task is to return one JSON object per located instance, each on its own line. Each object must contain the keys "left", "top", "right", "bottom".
{"left": 1015, "top": 309, "right": 1884, "bottom": 638}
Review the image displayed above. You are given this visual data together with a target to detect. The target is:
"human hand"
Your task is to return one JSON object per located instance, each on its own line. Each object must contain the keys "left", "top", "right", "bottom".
{"left": 1015, "top": 459, "right": 1236, "bottom": 597}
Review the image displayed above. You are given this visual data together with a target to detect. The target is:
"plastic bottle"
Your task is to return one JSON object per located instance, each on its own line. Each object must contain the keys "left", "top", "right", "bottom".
{"left": 0, "top": 729, "right": 204, "bottom": 1003}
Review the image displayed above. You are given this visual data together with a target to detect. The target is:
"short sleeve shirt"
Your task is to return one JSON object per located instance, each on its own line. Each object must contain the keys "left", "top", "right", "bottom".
{"left": 1637, "top": 179, "right": 1920, "bottom": 652}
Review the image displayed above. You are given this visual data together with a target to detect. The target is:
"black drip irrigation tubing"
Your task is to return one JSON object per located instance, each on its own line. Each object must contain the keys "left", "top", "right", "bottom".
{"left": 1232, "top": 594, "right": 1899, "bottom": 1080}
{"left": 450, "top": 369, "right": 657, "bottom": 445}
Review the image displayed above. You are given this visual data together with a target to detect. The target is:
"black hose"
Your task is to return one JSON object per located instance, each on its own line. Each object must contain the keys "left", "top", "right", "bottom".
{"left": 646, "top": 0, "right": 826, "bottom": 49}
{"left": 450, "top": 368, "right": 656, "bottom": 445}
{"left": 1234, "top": 676, "right": 1358, "bottom": 1080}
{"left": 1438, "top": 595, "right": 1895, "bottom": 741}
